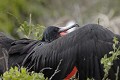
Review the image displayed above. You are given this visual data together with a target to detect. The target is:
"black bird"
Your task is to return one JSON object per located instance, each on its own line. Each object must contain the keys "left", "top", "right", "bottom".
{"left": 0, "top": 23, "right": 79, "bottom": 53}
{"left": 19, "top": 24, "right": 120, "bottom": 80}
{"left": 9, "top": 24, "right": 79, "bottom": 55}
{"left": 2, "top": 24, "right": 120, "bottom": 80}
{"left": 0, "top": 24, "right": 78, "bottom": 75}
{"left": 0, "top": 25, "right": 78, "bottom": 75}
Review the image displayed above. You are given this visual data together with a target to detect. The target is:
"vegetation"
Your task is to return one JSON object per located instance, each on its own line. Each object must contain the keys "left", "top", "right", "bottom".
{"left": 0, "top": 0, "right": 120, "bottom": 79}
{"left": 0, "top": 0, "right": 47, "bottom": 38}
{"left": 2, "top": 67, "right": 48, "bottom": 80}
{"left": 17, "top": 14, "right": 45, "bottom": 40}
{"left": 1, "top": 23, "right": 120, "bottom": 79}
{"left": 0, "top": 0, "right": 120, "bottom": 38}
{"left": 101, "top": 37, "right": 120, "bottom": 80}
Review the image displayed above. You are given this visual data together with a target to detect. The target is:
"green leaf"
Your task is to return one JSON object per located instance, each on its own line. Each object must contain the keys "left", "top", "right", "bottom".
{"left": 2, "top": 67, "right": 47, "bottom": 80}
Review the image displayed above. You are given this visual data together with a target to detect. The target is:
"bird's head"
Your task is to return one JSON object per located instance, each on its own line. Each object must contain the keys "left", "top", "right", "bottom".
{"left": 42, "top": 24, "right": 80, "bottom": 42}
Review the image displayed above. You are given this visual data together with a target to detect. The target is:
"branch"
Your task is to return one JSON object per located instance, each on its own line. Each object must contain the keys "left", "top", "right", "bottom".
{"left": 40, "top": 67, "right": 52, "bottom": 72}
{"left": 2, "top": 48, "right": 8, "bottom": 71}
{"left": 115, "top": 66, "right": 119, "bottom": 80}
{"left": 49, "top": 59, "right": 63, "bottom": 80}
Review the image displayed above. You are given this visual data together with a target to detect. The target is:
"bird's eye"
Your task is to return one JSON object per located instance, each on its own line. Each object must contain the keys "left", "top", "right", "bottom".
{"left": 54, "top": 28, "right": 59, "bottom": 32}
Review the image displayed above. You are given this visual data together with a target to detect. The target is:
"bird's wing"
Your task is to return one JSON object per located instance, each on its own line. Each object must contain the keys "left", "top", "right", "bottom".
{"left": 9, "top": 38, "right": 35, "bottom": 55}
{"left": 22, "top": 24, "right": 120, "bottom": 80}
{"left": 8, "top": 39, "right": 39, "bottom": 67}
{"left": 76, "top": 24, "right": 120, "bottom": 80}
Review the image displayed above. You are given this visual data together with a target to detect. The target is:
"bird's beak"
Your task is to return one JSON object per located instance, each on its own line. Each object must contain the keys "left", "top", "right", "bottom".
{"left": 58, "top": 24, "right": 79, "bottom": 36}
{"left": 58, "top": 24, "right": 79, "bottom": 33}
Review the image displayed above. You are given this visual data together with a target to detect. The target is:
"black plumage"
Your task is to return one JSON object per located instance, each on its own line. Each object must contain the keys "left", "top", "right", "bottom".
{"left": 0, "top": 25, "right": 75, "bottom": 74}
{"left": 1, "top": 24, "right": 120, "bottom": 80}
{"left": 0, "top": 33, "right": 14, "bottom": 73}
{"left": 21, "top": 24, "right": 120, "bottom": 80}
{"left": 0, "top": 32, "right": 14, "bottom": 50}
{"left": 7, "top": 24, "right": 79, "bottom": 70}
{"left": 41, "top": 26, "right": 60, "bottom": 42}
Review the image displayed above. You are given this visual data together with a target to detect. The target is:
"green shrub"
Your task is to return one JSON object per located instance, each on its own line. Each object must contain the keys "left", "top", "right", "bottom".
{"left": 0, "top": 0, "right": 47, "bottom": 37}
{"left": 87, "top": 37, "right": 120, "bottom": 80}
{"left": 17, "top": 14, "right": 45, "bottom": 40}
{"left": 101, "top": 37, "right": 120, "bottom": 80}
{"left": 2, "top": 67, "right": 48, "bottom": 80}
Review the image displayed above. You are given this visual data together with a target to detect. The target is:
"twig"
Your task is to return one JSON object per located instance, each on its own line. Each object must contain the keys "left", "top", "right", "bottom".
{"left": 40, "top": 67, "right": 52, "bottom": 72}
{"left": 0, "top": 57, "right": 4, "bottom": 59}
{"left": 2, "top": 48, "right": 8, "bottom": 71}
{"left": 27, "top": 63, "right": 35, "bottom": 71}
{"left": 49, "top": 59, "right": 63, "bottom": 80}
{"left": 115, "top": 66, "right": 119, "bottom": 80}
{"left": 98, "top": 18, "right": 100, "bottom": 25}
{"left": 29, "top": 13, "right": 32, "bottom": 25}
{"left": 6, "top": 12, "right": 21, "bottom": 25}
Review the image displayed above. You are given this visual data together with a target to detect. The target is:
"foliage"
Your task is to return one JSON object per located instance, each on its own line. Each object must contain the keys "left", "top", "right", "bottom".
{"left": 0, "top": 0, "right": 120, "bottom": 38}
{"left": 17, "top": 14, "right": 45, "bottom": 40}
{"left": 101, "top": 37, "right": 120, "bottom": 80}
{"left": 0, "top": 0, "right": 47, "bottom": 38}
{"left": 2, "top": 67, "right": 48, "bottom": 80}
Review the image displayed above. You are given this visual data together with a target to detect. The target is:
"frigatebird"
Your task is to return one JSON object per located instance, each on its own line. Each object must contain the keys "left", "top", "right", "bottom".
{"left": 0, "top": 24, "right": 79, "bottom": 75}
{"left": 8, "top": 24, "right": 79, "bottom": 65}
{"left": 19, "top": 24, "right": 120, "bottom": 80}
{"left": 2, "top": 24, "right": 120, "bottom": 80}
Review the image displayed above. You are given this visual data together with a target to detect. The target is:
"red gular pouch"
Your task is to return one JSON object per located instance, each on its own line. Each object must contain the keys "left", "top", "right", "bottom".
{"left": 64, "top": 66, "right": 78, "bottom": 80}
{"left": 60, "top": 31, "right": 67, "bottom": 36}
